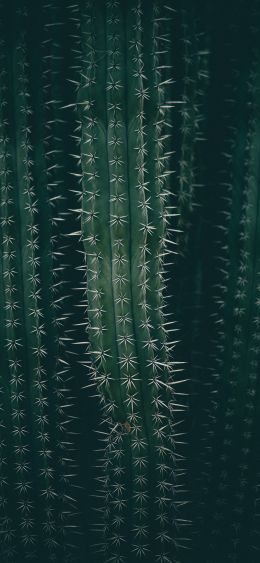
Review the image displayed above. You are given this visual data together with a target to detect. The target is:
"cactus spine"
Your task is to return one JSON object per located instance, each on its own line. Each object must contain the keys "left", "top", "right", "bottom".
{"left": 1, "top": 1, "right": 260, "bottom": 562}
{"left": 78, "top": 0, "right": 184, "bottom": 560}
{"left": 0, "top": 2, "right": 79, "bottom": 561}
{"left": 173, "top": 2, "right": 260, "bottom": 561}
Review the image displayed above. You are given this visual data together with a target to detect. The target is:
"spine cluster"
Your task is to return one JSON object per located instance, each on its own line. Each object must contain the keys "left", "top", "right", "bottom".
{"left": 77, "top": 0, "right": 184, "bottom": 560}
{"left": 0, "top": 3, "right": 79, "bottom": 561}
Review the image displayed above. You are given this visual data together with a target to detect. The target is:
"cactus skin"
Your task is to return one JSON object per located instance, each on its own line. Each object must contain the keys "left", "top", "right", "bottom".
{"left": 0, "top": 2, "right": 80, "bottom": 561}
{"left": 77, "top": 0, "right": 185, "bottom": 560}
{"left": 1, "top": 1, "right": 260, "bottom": 563}
{"left": 0, "top": 14, "right": 20, "bottom": 562}
{"left": 172, "top": 1, "right": 260, "bottom": 562}
{"left": 204, "top": 22, "right": 260, "bottom": 560}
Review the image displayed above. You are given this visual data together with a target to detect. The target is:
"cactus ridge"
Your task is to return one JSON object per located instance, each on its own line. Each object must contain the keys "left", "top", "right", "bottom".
{"left": 76, "top": 0, "right": 186, "bottom": 559}
{"left": 0, "top": 2, "right": 80, "bottom": 560}
{"left": 1, "top": 1, "right": 260, "bottom": 562}
{"left": 0, "top": 16, "right": 22, "bottom": 561}
{"left": 176, "top": 3, "right": 260, "bottom": 560}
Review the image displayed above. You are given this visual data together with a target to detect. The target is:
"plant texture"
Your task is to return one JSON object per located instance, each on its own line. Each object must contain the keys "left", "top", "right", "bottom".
{"left": 0, "top": 2, "right": 81, "bottom": 561}
{"left": 75, "top": 1, "right": 187, "bottom": 560}
{"left": 0, "top": 1, "right": 260, "bottom": 563}
{"left": 172, "top": 1, "right": 260, "bottom": 561}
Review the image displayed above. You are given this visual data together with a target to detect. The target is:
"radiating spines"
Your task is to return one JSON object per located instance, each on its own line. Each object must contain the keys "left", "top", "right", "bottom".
{"left": 0, "top": 28, "right": 18, "bottom": 562}
{"left": 177, "top": 8, "right": 209, "bottom": 255}
{"left": 176, "top": 8, "right": 196, "bottom": 251}
{"left": 170, "top": 10, "right": 211, "bottom": 548}
{"left": 13, "top": 13, "right": 60, "bottom": 557}
{"left": 41, "top": 4, "right": 80, "bottom": 558}
{"left": 144, "top": 0, "right": 172, "bottom": 370}
{"left": 226, "top": 48, "right": 260, "bottom": 561}
{"left": 77, "top": 4, "right": 130, "bottom": 552}
{"left": 106, "top": 0, "right": 139, "bottom": 418}
{"left": 142, "top": 4, "right": 182, "bottom": 559}
{"left": 125, "top": 0, "right": 155, "bottom": 416}
{"left": 105, "top": 4, "right": 143, "bottom": 555}
{"left": 246, "top": 272, "right": 260, "bottom": 559}
{"left": 124, "top": 4, "right": 158, "bottom": 558}
{"left": 78, "top": 1, "right": 181, "bottom": 560}
{"left": 97, "top": 425, "right": 130, "bottom": 562}
{"left": 66, "top": 2, "right": 82, "bottom": 90}
{"left": 185, "top": 19, "right": 242, "bottom": 550}
{"left": 79, "top": 1, "right": 122, "bottom": 422}
{"left": 2, "top": 12, "right": 45, "bottom": 558}
{"left": 152, "top": 3, "right": 191, "bottom": 557}
{"left": 196, "top": 10, "right": 260, "bottom": 559}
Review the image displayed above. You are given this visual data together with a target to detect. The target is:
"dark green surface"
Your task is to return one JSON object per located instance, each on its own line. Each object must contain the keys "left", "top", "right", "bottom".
{"left": 0, "top": 0, "right": 260, "bottom": 562}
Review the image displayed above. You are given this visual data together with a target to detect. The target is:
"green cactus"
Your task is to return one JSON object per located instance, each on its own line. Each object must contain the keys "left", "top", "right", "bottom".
{"left": 0, "top": 2, "right": 80, "bottom": 561}
{"left": 76, "top": 1, "right": 186, "bottom": 560}
{"left": 172, "top": 1, "right": 260, "bottom": 561}
{"left": 1, "top": 1, "right": 260, "bottom": 563}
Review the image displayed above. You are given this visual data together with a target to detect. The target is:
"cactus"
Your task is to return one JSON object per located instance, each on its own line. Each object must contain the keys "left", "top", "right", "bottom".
{"left": 76, "top": 0, "right": 187, "bottom": 560}
{"left": 1, "top": 1, "right": 260, "bottom": 562}
{"left": 172, "top": 1, "right": 260, "bottom": 561}
{"left": 0, "top": 2, "right": 80, "bottom": 561}
{"left": 202, "top": 18, "right": 260, "bottom": 560}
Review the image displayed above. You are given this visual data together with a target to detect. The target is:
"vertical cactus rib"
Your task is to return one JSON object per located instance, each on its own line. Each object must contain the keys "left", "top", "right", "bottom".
{"left": 0, "top": 2, "right": 81, "bottom": 561}
{"left": 79, "top": 2, "right": 133, "bottom": 558}
{"left": 1, "top": 2, "right": 260, "bottom": 562}
{"left": 227, "top": 25, "right": 260, "bottom": 559}
{"left": 78, "top": 1, "right": 182, "bottom": 560}
{"left": 105, "top": 1, "right": 141, "bottom": 557}
{"left": 170, "top": 12, "right": 211, "bottom": 549}
{"left": 176, "top": 7, "right": 209, "bottom": 254}
{"left": 32, "top": 2, "right": 80, "bottom": 558}
{"left": 173, "top": 6, "right": 210, "bottom": 405}
{"left": 3, "top": 6, "right": 46, "bottom": 559}
{"left": 80, "top": 1, "right": 126, "bottom": 422}
{"left": 42, "top": 3, "right": 80, "bottom": 557}
{"left": 123, "top": 2, "right": 154, "bottom": 558}
{"left": 190, "top": 3, "right": 260, "bottom": 560}
{"left": 0, "top": 12, "right": 20, "bottom": 560}
{"left": 12, "top": 10, "right": 60, "bottom": 557}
